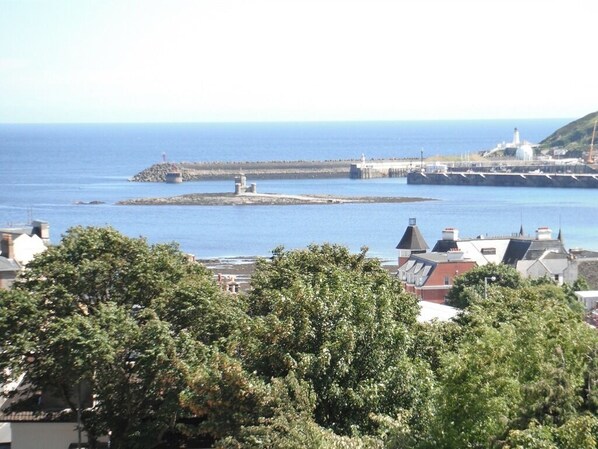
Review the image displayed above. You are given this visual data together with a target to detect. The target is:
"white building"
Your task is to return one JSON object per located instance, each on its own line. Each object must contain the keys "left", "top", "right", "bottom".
{"left": 0, "top": 221, "right": 50, "bottom": 289}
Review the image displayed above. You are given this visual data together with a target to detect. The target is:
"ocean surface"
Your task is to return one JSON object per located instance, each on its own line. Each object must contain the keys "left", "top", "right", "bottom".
{"left": 1, "top": 119, "right": 596, "bottom": 261}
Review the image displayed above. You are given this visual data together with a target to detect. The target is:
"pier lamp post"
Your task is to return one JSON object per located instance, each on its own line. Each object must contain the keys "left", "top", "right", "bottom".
{"left": 484, "top": 276, "right": 497, "bottom": 299}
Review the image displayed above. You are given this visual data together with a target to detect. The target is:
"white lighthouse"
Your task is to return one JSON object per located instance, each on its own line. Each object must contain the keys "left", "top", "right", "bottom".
{"left": 513, "top": 127, "right": 520, "bottom": 146}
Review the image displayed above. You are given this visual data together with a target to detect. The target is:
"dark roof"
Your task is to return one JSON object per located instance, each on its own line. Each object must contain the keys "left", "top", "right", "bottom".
{"left": 503, "top": 239, "right": 567, "bottom": 265}
{"left": 522, "top": 240, "right": 567, "bottom": 261}
{"left": 396, "top": 224, "right": 429, "bottom": 251}
{"left": 431, "top": 239, "right": 459, "bottom": 253}
{"left": 0, "top": 226, "right": 34, "bottom": 237}
{"left": 0, "top": 380, "right": 92, "bottom": 423}
{"left": 502, "top": 240, "right": 532, "bottom": 265}
{"left": 571, "top": 249, "right": 598, "bottom": 258}
{"left": 0, "top": 257, "right": 20, "bottom": 272}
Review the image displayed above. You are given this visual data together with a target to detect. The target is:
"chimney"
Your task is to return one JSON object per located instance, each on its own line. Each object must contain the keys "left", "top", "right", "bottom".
{"left": 442, "top": 227, "right": 459, "bottom": 241}
{"left": 1, "top": 235, "right": 14, "bottom": 259}
{"left": 536, "top": 227, "right": 552, "bottom": 241}
{"left": 32, "top": 220, "right": 50, "bottom": 243}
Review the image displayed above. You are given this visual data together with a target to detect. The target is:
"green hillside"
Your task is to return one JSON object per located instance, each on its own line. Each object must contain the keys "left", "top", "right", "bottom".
{"left": 540, "top": 110, "right": 598, "bottom": 149}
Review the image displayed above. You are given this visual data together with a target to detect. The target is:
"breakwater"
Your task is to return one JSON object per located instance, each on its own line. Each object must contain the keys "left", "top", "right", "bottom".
{"left": 407, "top": 171, "right": 598, "bottom": 188}
{"left": 131, "top": 160, "right": 354, "bottom": 182}
{"left": 131, "top": 159, "right": 422, "bottom": 182}
{"left": 349, "top": 160, "right": 417, "bottom": 179}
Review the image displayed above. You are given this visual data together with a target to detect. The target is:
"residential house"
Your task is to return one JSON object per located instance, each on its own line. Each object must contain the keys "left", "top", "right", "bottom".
{"left": 431, "top": 225, "right": 569, "bottom": 284}
{"left": 0, "top": 221, "right": 50, "bottom": 289}
{"left": 396, "top": 219, "right": 575, "bottom": 303}
{"left": 398, "top": 251, "right": 477, "bottom": 303}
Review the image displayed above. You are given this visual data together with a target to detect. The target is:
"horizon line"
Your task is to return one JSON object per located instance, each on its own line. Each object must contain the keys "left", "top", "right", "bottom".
{"left": 0, "top": 116, "right": 573, "bottom": 126}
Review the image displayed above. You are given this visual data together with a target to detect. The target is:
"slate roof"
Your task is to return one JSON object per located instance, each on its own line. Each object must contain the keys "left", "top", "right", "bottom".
{"left": 0, "top": 380, "right": 92, "bottom": 423}
{"left": 431, "top": 239, "right": 459, "bottom": 253}
{"left": 502, "top": 239, "right": 533, "bottom": 265}
{"left": 521, "top": 240, "right": 568, "bottom": 261}
{"left": 431, "top": 235, "right": 567, "bottom": 267}
{"left": 0, "top": 257, "right": 20, "bottom": 272}
{"left": 396, "top": 224, "right": 429, "bottom": 251}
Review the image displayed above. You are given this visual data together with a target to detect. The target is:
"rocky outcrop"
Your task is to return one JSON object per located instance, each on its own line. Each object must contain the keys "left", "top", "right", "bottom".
{"left": 130, "top": 163, "right": 186, "bottom": 182}
{"left": 118, "top": 192, "right": 433, "bottom": 206}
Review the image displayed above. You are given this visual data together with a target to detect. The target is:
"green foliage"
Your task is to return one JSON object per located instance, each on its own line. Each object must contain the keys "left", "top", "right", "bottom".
{"left": 426, "top": 286, "right": 598, "bottom": 449}
{"left": 0, "top": 226, "right": 240, "bottom": 449}
{"left": 540, "top": 110, "right": 598, "bottom": 149}
{"left": 236, "top": 244, "right": 430, "bottom": 435}
{"left": 217, "top": 413, "right": 384, "bottom": 449}
{"left": 446, "top": 263, "right": 526, "bottom": 308}
{"left": 4, "top": 231, "right": 597, "bottom": 449}
{"left": 502, "top": 414, "right": 598, "bottom": 449}
{"left": 408, "top": 320, "right": 463, "bottom": 373}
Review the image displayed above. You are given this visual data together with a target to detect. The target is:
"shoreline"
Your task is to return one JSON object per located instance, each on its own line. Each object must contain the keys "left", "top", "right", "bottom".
{"left": 199, "top": 256, "right": 398, "bottom": 292}
{"left": 117, "top": 192, "right": 434, "bottom": 206}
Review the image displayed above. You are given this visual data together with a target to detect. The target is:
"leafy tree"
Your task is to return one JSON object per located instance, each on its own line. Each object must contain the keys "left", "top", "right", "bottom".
{"left": 502, "top": 414, "right": 598, "bottom": 449}
{"left": 425, "top": 285, "right": 598, "bottom": 449}
{"left": 238, "top": 244, "right": 431, "bottom": 436}
{"left": 446, "top": 263, "right": 526, "bottom": 308}
{"left": 182, "top": 244, "right": 433, "bottom": 441}
{"left": 0, "top": 226, "right": 240, "bottom": 449}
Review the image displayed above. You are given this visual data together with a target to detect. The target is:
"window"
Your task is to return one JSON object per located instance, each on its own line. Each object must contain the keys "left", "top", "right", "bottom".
{"left": 444, "top": 275, "right": 450, "bottom": 285}
{"left": 481, "top": 248, "right": 496, "bottom": 255}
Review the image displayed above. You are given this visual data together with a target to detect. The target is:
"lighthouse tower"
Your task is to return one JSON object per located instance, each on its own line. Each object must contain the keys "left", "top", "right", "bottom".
{"left": 513, "top": 128, "right": 521, "bottom": 146}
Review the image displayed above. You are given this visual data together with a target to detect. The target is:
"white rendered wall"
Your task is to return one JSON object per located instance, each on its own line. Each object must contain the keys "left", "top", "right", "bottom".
{"left": 12, "top": 234, "right": 46, "bottom": 265}
{"left": 0, "top": 422, "right": 10, "bottom": 444}
{"left": 456, "top": 239, "right": 510, "bottom": 265}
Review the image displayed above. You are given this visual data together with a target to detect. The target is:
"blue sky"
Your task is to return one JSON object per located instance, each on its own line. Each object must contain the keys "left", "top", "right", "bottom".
{"left": 1, "top": 0, "right": 597, "bottom": 123}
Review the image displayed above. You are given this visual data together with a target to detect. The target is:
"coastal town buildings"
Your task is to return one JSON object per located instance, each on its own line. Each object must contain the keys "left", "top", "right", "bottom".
{"left": 0, "top": 221, "right": 50, "bottom": 289}
{"left": 397, "top": 218, "right": 577, "bottom": 303}
{"left": 398, "top": 251, "right": 477, "bottom": 303}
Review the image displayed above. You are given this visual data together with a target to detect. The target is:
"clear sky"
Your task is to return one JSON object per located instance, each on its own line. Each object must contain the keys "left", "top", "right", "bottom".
{"left": 1, "top": 0, "right": 597, "bottom": 123}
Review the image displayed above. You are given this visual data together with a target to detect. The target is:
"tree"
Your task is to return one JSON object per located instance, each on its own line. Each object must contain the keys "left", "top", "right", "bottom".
{"left": 229, "top": 244, "right": 432, "bottom": 436}
{"left": 446, "top": 263, "right": 526, "bottom": 308}
{"left": 425, "top": 285, "right": 598, "bottom": 449}
{"left": 0, "top": 226, "right": 240, "bottom": 449}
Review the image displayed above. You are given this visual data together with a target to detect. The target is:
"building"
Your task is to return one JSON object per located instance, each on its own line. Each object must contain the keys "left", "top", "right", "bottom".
{"left": 418, "top": 301, "right": 460, "bottom": 322}
{"left": 431, "top": 225, "right": 569, "bottom": 284}
{"left": 0, "top": 378, "right": 101, "bottom": 449}
{"left": 0, "top": 221, "right": 50, "bottom": 289}
{"left": 398, "top": 251, "right": 477, "bottom": 303}
{"left": 565, "top": 249, "right": 598, "bottom": 289}
{"left": 396, "top": 219, "right": 575, "bottom": 303}
{"left": 574, "top": 290, "right": 598, "bottom": 312}
{"left": 396, "top": 218, "right": 429, "bottom": 266}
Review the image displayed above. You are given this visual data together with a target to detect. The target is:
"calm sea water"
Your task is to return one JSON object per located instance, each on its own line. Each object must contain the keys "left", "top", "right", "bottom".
{"left": 2, "top": 119, "right": 595, "bottom": 261}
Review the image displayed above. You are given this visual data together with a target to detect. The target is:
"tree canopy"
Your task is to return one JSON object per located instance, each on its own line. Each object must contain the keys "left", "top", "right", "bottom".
{"left": 0, "top": 226, "right": 243, "bottom": 449}
{"left": 445, "top": 263, "right": 525, "bottom": 308}
{"left": 2, "top": 230, "right": 596, "bottom": 449}
{"left": 185, "top": 244, "right": 433, "bottom": 439}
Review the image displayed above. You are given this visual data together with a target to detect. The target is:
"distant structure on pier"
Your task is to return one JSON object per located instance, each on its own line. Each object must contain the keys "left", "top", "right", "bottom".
{"left": 165, "top": 170, "right": 183, "bottom": 183}
{"left": 485, "top": 127, "right": 535, "bottom": 161}
{"left": 234, "top": 172, "right": 257, "bottom": 194}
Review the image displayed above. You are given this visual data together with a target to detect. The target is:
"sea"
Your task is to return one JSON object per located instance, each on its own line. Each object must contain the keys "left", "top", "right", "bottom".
{"left": 1, "top": 119, "right": 596, "bottom": 262}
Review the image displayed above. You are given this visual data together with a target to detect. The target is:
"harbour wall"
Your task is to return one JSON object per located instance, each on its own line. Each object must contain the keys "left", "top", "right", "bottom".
{"left": 133, "top": 159, "right": 419, "bottom": 182}
{"left": 349, "top": 161, "right": 416, "bottom": 179}
{"left": 407, "top": 171, "right": 598, "bottom": 188}
{"left": 132, "top": 160, "right": 353, "bottom": 182}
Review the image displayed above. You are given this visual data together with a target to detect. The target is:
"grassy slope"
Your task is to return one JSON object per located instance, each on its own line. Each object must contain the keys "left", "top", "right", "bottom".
{"left": 540, "top": 110, "right": 598, "bottom": 149}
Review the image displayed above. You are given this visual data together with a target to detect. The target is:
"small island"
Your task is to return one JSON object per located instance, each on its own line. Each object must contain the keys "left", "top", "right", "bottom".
{"left": 118, "top": 192, "right": 433, "bottom": 206}
{"left": 119, "top": 172, "right": 433, "bottom": 206}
